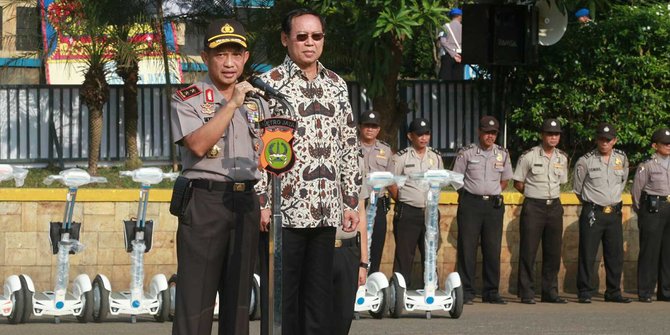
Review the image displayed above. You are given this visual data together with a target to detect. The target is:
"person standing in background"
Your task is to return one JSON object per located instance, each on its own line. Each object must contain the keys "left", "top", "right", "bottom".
{"left": 438, "top": 8, "right": 463, "bottom": 81}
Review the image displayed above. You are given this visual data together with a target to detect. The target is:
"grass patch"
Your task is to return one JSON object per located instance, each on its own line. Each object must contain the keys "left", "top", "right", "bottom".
{"left": 1, "top": 166, "right": 178, "bottom": 189}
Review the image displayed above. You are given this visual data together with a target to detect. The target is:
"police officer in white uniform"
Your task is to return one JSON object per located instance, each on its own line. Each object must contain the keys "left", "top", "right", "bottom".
{"left": 513, "top": 118, "right": 569, "bottom": 304}
{"left": 632, "top": 128, "right": 670, "bottom": 303}
{"left": 573, "top": 123, "right": 631, "bottom": 304}
{"left": 388, "top": 118, "right": 444, "bottom": 288}
{"left": 453, "top": 116, "right": 512, "bottom": 305}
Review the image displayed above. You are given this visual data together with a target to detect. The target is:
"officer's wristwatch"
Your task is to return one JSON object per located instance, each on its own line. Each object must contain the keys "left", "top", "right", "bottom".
{"left": 359, "top": 262, "right": 370, "bottom": 271}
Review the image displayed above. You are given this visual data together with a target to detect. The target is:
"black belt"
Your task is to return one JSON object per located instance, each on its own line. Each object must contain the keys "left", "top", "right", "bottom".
{"left": 642, "top": 194, "right": 670, "bottom": 203}
{"left": 525, "top": 197, "right": 560, "bottom": 205}
{"left": 584, "top": 201, "right": 622, "bottom": 214}
{"left": 190, "top": 179, "right": 257, "bottom": 192}
{"left": 335, "top": 234, "right": 359, "bottom": 248}
{"left": 461, "top": 190, "right": 501, "bottom": 201}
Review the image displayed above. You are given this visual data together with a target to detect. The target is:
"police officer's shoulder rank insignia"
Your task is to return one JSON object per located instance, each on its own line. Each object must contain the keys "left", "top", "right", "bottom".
{"left": 259, "top": 117, "right": 298, "bottom": 176}
{"left": 176, "top": 85, "right": 202, "bottom": 101}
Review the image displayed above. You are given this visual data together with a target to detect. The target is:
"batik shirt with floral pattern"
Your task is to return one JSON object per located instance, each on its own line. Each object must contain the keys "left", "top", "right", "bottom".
{"left": 256, "top": 56, "right": 361, "bottom": 228}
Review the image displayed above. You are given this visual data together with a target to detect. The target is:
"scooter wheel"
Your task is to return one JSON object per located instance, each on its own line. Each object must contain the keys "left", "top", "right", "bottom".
{"left": 92, "top": 275, "right": 110, "bottom": 322}
{"left": 168, "top": 274, "right": 177, "bottom": 321}
{"left": 388, "top": 274, "right": 404, "bottom": 319}
{"left": 154, "top": 288, "right": 170, "bottom": 322}
{"left": 249, "top": 275, "right": 261, "bottom": 321}
{"left": 19, "top": 275, "right": 32, "bottom": 323}
{"left": 76, "top": 290, "right": 93, "bottom": 323}
{"left": 369, "top": 287, "right": 388, "bottom": 319}
{"left": 449, "top": 285, "right": 464, "bottom": 319}
{"left": 7, "top": 279, "right": 25, "bottom": 324}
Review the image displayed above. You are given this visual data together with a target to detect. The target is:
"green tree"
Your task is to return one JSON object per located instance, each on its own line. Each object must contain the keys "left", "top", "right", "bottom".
{"left": 507, "top": 3, "right": 670, "bottom": 164}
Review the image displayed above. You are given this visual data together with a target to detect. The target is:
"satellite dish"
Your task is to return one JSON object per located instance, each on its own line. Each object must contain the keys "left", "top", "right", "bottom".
{"left": 536, "top": 0, "right": 567, "bottom": 46}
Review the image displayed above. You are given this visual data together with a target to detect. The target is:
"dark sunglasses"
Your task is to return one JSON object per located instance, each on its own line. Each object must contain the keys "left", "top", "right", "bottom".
{"left": 295, "top": 32, "right": 325, "bottom": 42}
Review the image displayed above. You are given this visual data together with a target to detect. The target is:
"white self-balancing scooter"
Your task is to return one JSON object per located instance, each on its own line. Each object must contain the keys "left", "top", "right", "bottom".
{"left": 388, "top": 169, "right": 465, "bottom": 319}
{"left": 354, "top": 171, "right": 405, "bottom": 319}
{"left": 0, "top": 165, "right": 29, "bottom": 324}
{"left": 91, "top": 167, "right": 177, "bottom": 323}
{"left": 21, "top": 168, "right": 106, "bottom": 323}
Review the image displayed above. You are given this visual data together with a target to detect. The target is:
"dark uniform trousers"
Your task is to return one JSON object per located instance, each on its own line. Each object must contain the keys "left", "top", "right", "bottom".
{"left": 332, "top": 235, "right": 360, "bottom": 335}
{"left": 439, "top": 55, "right": 464, "bottom": 81}
{"left": 393, "top": 202, "right": 430, "bottom": 289}
{"left": 282, "top": 226, "right": 336, "bottom": 335}
{"left": 517, "top": 198, "right": 564, "bottom": 300}
{"left": 456, "top": 191, "right": 504, "bottom": 301}
{"left": 637, "top": 198, "right": 670, "bottom": 300}
{"left": 173, "top": 184, "right": 260, "bottom": 335}
{"left": 369, "top": 196, "right": 389, "bottom": 274}
{"left": 577, "top": 202, "right": 624, "bottom": 299}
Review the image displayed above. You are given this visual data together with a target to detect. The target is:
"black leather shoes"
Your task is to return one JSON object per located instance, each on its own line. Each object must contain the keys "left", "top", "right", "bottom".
{"left": 483, "top": 296, "right": 508, "bottom": 304}
{"left": 604, "top": 295, "right": 632, "bottom": 303}
{"left": 639, "top": 297, "right": 652, "bottom": 303}
{"left": 521, "top": 298, "right": 536, "bottom": 304}
{"left": 578, "top": 297, "right": 592, "bottom": 304}
{"left": 542, "top": 296, "right": 568, "bottom": 304}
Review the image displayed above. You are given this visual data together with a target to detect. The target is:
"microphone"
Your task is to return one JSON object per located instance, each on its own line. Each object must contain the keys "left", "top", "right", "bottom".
{"left": 249, "top": 77, "right": 288, "bottom": 99}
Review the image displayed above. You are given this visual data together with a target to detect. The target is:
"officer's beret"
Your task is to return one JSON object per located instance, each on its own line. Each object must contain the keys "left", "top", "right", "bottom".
{"left": 596, "top": 122, "right": 616, "bottom": 140}
{"left": 204, "top": 18, "right": 247, "bottom": 49}
{"left": 541, "top": 118, "right": 562, "bottom": 133}
{"left": 359, "top": 110, "right": 381, "bottom": 126}
{"left": 479, "top": 115, "right": 499, "bottom": 132}
{"left": 575, "top": 8, "right": 589, "bottom": 18}
{"left": 651, "top": 128, "right": 670, "bottom": 144}
{"left": 409, "top": 118, "right": 431, "bottom": 136}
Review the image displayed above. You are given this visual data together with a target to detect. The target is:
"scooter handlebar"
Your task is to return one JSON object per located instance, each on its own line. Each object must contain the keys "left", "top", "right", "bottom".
{"left": 43, "top": 168, "right": 108, "bottom": 187}
{"left": 0, "top": 164, "right": 29, "bottom": 187}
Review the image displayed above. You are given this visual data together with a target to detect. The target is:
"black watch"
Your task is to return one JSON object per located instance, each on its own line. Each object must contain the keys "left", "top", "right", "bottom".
{"left": 359, "top": 262, "right": 370, "bottom": 271}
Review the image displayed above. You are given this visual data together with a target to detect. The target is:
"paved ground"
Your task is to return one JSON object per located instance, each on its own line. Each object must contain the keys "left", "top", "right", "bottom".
{"left": 2, "top": 293, "right": 670, "bottom": 334}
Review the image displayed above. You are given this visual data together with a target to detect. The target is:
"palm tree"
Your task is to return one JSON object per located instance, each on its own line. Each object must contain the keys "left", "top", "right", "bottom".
{"left": 48, "top": 0, "right": 114, "bottom": 175}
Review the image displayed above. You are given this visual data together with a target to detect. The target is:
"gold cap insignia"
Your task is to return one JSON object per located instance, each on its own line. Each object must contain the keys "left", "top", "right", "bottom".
{"left": 221, "top": 24, "right": 234, "bottom": 34}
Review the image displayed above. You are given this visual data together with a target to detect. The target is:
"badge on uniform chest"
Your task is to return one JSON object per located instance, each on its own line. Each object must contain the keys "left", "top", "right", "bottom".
{"left": 206, "top": 145, "right": 220, "bottom": 158}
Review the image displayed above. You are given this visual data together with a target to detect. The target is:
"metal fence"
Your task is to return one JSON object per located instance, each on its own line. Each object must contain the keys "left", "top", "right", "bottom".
{"left": 0, "top": 80, "right": 494, "bottom": 165}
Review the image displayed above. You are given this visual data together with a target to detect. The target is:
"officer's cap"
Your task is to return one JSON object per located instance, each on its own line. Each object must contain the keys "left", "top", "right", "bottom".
{"left": 651, "top": 128, "right": 670, "bottom": 144}
{"left": 449, "top": 8, "right": 462, "bottom": 18}
{"left": 409, "top": 118, "right": 431, "bottom": 136}
{"left": 479, "top": 115, "right": 499, "bottom": 132}
{"left": 575, "top": 8, "right": 590, "bottom": 18}
{"left": 541, "top": 118, "right": 562, "bottom": 133}
{"left": 359, "top": 110, "right": 381, "bottom": 126}
{"left": 596, "top": 122, "right": 616, "bottom": 140}
{"left": 204, "top": 19, "right": 247, "bottom": 49}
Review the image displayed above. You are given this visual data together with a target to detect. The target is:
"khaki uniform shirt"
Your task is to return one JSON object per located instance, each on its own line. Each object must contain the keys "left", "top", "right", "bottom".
{"left": 388, "top": 146, "right": 444, "bottom": 208}
{"left": 361, "top": 140, "right": 392, "bottom": 195}
{"left": 513, "top": 145, "right": 568, "bottom": 199}
{"left": 631, "top": 154, "right": 670, "bottom": 211}
{"left": 257, "top": 56, "right": 361, "bottom": 228}
{"left": 170, "top": 75, "right": 268, "bottom": 182}
{"left": 573, "top": 149, "right": 629, "bottom": 206}
{"left": 453, "top": 143, "right": 513, "bottom": 195}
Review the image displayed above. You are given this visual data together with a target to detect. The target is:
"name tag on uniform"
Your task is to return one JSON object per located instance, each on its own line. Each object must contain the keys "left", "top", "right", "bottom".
{"left": 406, "top": 164, "right": 415, "bottom": 168}
{"left": 589, "top": 167, "right": 601, "bottom": 172}
{"left": 533, "top": 164, "right": 543, "bottom": 167}
{"left": 468, "top": 159, "right": 480, "bottom": 164}
{"left": 494, "top": 162, "right": 504, "bottom": 169}
{"left": 554, "top": 163, "right": 563, "bottom": 169}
